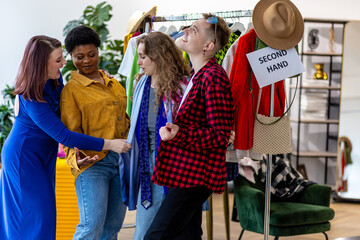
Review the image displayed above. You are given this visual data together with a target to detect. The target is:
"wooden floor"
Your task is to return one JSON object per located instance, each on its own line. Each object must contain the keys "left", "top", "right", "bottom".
{"left": 118, "top": 192, "right": 360, "bottom": 240}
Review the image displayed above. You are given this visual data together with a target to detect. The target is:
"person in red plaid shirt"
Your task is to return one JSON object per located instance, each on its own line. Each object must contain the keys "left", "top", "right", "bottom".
{"left": 144, "top": 13, "right": 234, "bottom": 239}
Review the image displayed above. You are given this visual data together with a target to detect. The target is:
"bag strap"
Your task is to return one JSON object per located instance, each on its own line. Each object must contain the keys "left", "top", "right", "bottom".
{"left": 248, "top": 37, "right": 299, "bottom": 125}
{"left": 256, "top": 81, "right": 289, "bottom": 114}
{"left": 249, "top": 72, "right": 298, "bottom": 125}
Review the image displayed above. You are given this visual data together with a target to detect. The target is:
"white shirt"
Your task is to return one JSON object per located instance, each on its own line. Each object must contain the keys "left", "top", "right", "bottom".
{"left": 177, "top": 74, "right": 195, "bottom": 114}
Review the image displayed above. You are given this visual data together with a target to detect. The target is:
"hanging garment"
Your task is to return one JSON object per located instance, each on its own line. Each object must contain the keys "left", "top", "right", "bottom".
{"left": 336, "top": 136, "right": 353, "bottom": 192}
{"left": 238, "top": 157, "right": 261, "bottom": 183}
{"left": 123, "top": 32, "right": 136, "bottom": 54}
{"left": 230, "top": 21, "right": 246, "bottom": 36}
{"left": 215, "top": 32, "right": 239, "bottom": 65}
{"left": 260, "top": 155, "right": 314, "bottom": 199}
{"left": 222, "top": 37, "right": 239, "bottom": 77}
{"left": 118, "top": 34, "right": 144, "bottom": 116}
{"left": 126, "top": 50, "right": 140, "bottom": 116}
{"left": 118, "top": 35, "right": 139, "bottom": 80}
{"left": 171, "top": 30, "right": 185, "bottom": 40}
{"left": 229, "top": 28, "right": 285, "bottom": 151}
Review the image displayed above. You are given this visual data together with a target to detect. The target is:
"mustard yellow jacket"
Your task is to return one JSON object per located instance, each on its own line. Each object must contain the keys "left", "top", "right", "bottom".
{"left": 60, "top": 71, "right": 129, "bottom": 178}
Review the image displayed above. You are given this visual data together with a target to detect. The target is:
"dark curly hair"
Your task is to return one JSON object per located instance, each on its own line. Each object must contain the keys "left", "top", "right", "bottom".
{"left": 135, "top": 32, "right": 191, "bottom": 114}
{"left": 64, "top": 25, "right": 101, "bottom": 53}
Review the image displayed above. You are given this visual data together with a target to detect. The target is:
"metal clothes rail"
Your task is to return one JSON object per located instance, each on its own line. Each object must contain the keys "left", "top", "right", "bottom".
{"left": 148, "top": 9, "right": 252, "bottom": 23}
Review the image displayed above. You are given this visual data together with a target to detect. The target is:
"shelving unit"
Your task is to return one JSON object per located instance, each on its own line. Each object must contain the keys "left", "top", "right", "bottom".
{"left": 289, "top": 18, "right": 348, "bottom": 184}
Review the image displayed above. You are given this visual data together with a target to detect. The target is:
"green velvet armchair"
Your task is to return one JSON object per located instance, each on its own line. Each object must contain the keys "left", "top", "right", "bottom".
{"left": 233, "top": 173, "right": 335, "bottom": 240}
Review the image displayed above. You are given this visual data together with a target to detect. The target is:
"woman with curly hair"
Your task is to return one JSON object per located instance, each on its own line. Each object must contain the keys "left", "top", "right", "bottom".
{"left": 120, "top": 31, "right": 191, "bottom": 240}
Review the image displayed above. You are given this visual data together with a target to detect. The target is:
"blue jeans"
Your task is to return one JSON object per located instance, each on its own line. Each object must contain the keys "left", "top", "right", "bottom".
{"left": 134, "top": 151, "right": 165, "bottom": 240}
{"left": 73, "top": 151, "right": 127, "bottom": 240}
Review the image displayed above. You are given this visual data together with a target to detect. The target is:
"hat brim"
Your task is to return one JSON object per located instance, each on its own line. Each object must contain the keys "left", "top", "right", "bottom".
{"left": 127, "top": 6, "right": 157, "bottom": 34}
{"left": 252, "top": 0, "right": 304, "bottom": 50}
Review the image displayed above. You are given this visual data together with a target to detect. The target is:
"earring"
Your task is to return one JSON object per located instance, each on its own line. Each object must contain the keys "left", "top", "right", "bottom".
{"left": 203, "top": 49, "right": 206, "bottom": 57}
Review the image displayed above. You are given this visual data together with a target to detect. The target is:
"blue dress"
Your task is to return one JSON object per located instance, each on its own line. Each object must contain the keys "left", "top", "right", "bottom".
{"left": 0, "top": 77, "right": 104, "bottom": 240}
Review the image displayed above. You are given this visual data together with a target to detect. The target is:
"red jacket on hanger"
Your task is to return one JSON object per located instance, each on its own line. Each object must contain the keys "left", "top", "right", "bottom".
{"left": 229, "top": 28, "right": 286, "bottom": 150}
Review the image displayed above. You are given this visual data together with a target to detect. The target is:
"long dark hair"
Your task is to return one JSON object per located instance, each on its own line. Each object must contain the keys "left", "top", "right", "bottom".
{"left": 14, "top": 35, "right": 62, "bottom": 102}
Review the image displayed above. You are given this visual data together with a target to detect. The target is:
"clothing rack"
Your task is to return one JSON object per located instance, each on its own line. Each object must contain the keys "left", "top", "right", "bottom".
{"left": 144, "top": 9, "right": 253, "bottom": 36}
{"left": 149, "top": 9, "right": 252, "bottom": 23}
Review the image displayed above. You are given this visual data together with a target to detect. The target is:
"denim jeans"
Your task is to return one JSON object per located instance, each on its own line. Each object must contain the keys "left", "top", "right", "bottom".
{"left": 73, "top": 151, "right": 127, "bottom": 240}
{"left": 133, "top": 151, "right": 166, "bottom": 240}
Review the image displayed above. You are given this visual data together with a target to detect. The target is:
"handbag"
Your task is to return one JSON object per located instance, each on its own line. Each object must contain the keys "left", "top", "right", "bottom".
{"left": 250, "top": 76, "right": 298, "bottom": 154}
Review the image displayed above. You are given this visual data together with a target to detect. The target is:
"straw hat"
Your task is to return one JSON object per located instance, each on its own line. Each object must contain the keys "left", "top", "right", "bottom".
{"left": 126, "top": 6, "right": 157, "bottom": 35}
{"left": 252, "top": 0, "right": 304, "bottom": 50}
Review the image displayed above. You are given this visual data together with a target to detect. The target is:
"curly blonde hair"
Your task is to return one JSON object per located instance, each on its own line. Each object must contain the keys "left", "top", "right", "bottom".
{"left": 135, "top": 32, "right": 191, "bottom": 114}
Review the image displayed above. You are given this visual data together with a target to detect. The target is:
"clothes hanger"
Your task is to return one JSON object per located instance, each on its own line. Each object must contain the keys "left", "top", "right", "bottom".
{"left": 245, "top": 21, "right": 253, "bottom": 34}
{"left": 178, "top": 20, "right": 185, "bottom": 32}
{"left": 158, "top": 24, "right": 167, "bottom": 33}
{"left": 152, "top": 16, "right": 167, "bottom": 33}
{"left": 178, "top": 19, "right": 191, "bottom": 32}
{"left": 230, "top": 17, "right": 246, "bottom": 33}
{"left": 165, "top": 24, "right": 178, "bottom": 35}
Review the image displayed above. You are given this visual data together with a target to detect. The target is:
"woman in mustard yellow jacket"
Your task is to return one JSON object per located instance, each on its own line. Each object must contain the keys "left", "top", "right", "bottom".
{"left": 60, "top": 25, "right": 131, "bottom": 240}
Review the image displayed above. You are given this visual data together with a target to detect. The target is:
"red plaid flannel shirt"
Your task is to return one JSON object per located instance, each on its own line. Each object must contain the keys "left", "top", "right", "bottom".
{"left": 152, "top": 58, "right": 234, "bottom": 193}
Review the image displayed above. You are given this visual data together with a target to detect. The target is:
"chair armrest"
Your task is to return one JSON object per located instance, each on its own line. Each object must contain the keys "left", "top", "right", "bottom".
{"left": 234, "top": 181, "right": 265, "bottom": 232}
{"left": 296, "top": 184, "right": 332, "bottom": 207}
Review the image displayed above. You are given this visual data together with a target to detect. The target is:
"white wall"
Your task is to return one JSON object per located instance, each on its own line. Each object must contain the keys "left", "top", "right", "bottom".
{"left": 338, "top": 21, "right": 360, "bottom": 197}
{"left": 1, "top": 0, "right": 360, "bottom": 103}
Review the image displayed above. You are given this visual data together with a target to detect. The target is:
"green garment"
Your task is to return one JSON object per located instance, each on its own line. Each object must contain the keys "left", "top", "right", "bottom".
{"left": 126, "top": 49, "right": 140, "bottom": 117}
{"left": 215, "top": 32, "right": 239, "bottom": 65}
{"left": 183, "top": 51, "right": 190, "bottom": 66}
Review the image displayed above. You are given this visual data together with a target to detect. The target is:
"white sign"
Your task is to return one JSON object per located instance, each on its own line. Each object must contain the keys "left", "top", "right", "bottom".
{"left": 246, "top": 47, "right": 305, "bottom": 88}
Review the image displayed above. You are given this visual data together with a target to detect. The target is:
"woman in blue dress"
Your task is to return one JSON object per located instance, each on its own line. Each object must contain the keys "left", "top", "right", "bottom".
{"left": 0, "top": 35, "right": 130, "bottom": 240}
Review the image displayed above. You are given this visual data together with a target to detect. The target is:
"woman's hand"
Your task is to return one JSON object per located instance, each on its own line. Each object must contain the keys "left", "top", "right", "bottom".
{"left": 103, "top": 139, "right": 132, "bottom": 153}
{"left": 75, "top": 147, "right": 99, "bottom": 168}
